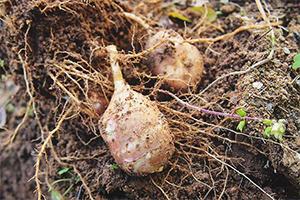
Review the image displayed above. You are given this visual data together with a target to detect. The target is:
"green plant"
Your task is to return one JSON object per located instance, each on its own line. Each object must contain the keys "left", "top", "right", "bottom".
{"left": 263, "top": 119, "right": 286, "bottom": 141}
{"left": 292, "top": 53, "right": 300, "bottom": 70}
{"left": 236, "top": 108, "right": 246, "bottom": 132}
{"left": 50, "top": 189, "right": 64, "bottom": 200}
{"left": 190, "top": 6, "right": 217, "bottom": 22}
{"left": 168, "top": 11, "right": 191, "bottom": 22}
{"left": 57, "top": 167, "right": 70, "bottom": 176}
{"left": 110, "top": 163, "right": 119, "bottom": 171}
{"left": 49, "top": 167, "right": 81, "bottom": 200}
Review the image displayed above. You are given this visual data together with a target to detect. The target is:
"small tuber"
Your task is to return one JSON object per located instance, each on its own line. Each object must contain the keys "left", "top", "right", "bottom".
{"left": 123, "top": 12, "right": 204, "bottom": 90}
{"left": 145, "top": 30, "right": 204, "bottom": 91}
{"left": 100, "top": 45, "right": 175, "bottom": 175}
{"left": 87, "top": 91, "right": 108, "bottom": 116}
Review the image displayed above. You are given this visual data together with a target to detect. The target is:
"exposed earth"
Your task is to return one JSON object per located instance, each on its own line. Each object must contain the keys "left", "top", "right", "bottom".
{"left": 0, "top": 0, "right": 299, "bottom": 200}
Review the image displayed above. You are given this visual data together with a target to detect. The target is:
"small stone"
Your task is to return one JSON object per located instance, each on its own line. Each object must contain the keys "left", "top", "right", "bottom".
{"left": 296, "top": 79, "right": 300, "bottom": 87}
{"left": 296, "top": 137, "right": 300, "bottom": 147}
{"left": 252, "top": 81, "right": 263, "bottom": 90}
{"left": 220, "top": 4, "right": 236, "bottom": 14}
{"left": 266, "top": 103, "right": 273, "bottom": 111}
{"left": 0, "top": 106, "right": 6, "bottom": 128}
{"left": 191, "top": 0, "right": 209, "bottom": 6}
{"left": 282, "top": 47, "right": 291, "bottom": 55}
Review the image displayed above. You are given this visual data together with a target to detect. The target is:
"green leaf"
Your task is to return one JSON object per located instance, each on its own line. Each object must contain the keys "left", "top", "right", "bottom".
{"left": 111, "top": 163, "right": 119, "bottom": 171}
{"left": 51, "top": 190, "right": 64, "bottom": 200}
{"left": 237, "top": 120, "right": 246, "bottom": 132}
{"left": 262, "top": 119, "right": 273, "bottom": 126}
{"left": 0, "top": 59, "right": 4, "bottom": 68}
{"left": 190, "top": 6, "right": 217, "bottom": 22}
{"left": 263, "top": 126, "right": 272, "bottom": 138}
{"left": 58, "top": 167, "right": 70, "bottom": 175}
{"left": 235, "top": 108, "right": 246, "bottom": 117}
{"left": 292, "top": 53, "right": 300, "bottom": 70}
{"left": 168, "top": 12, "right": 192, "bottom": 23}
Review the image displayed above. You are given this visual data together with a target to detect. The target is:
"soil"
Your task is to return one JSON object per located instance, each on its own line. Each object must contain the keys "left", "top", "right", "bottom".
{"left": 0, "top": 0, "right": 299, "bottom": 200}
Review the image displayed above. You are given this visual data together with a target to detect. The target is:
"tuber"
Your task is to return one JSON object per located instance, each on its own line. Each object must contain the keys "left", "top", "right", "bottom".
{"left": 145, "top": 30, "right": 204, "bottom": 91}
{"left": 123, "top": 12, "right": 204, "bottom": 91}
{"left": 100, "top": 45, "right": 175, "bottom": 175}
{"left": 87, "top": 91, "right": 108, "bottom": 116}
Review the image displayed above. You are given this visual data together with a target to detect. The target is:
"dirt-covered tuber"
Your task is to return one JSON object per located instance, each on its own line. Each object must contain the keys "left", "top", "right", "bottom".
{"left": 100, "top": 45, "right": 175, "bottom": 175}
{"left": 145, "top": 30, "right": 204, "bottom": 91}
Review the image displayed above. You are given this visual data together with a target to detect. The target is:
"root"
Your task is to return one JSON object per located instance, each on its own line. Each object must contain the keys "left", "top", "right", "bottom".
{"left": 35, "top": 104, "right": 74, "bottom": 200}
{"left": 72, "top": 166, "right": 95, "bottom": 200}
{"left": 4, "top": 1, "right": 293, "bottom": 199}
{"left": 5, "top": 24, "right": 35, "bottom": 145}
{"left": 205, "top": 149, "right": 275, "bottom": 200}
{"left": 49, "top": 140, "right": 96, "bottom": 200}
{"left": 123, "top": 12, "right": 152, "bottom": 30}
{"left": 187, "top": 22, "right": 280, "bottom": 44}
{"left": 151, "top": 177, "right": 171, "bottom": 200}
{"left": 4, "top": 99, "right": 32, "bottom": 145}
{"left": 197, "top": 49, "right": 274, "bottom": 95}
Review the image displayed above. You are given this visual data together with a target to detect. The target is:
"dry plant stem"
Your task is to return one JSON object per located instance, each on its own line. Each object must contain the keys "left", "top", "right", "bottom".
{"left": 205, "top": 149, "right": 275, "bottom": 200}
{"left": 187, "top": 22, "right": 280, "bottom": 44}
{"left": 255, "top": 0, "right": 276, "bottom": 50}
{"left": 159, "top": 90, "right": 263, "bottom": 121}
{"left": 35, "top": 105, "right": 73, "bottom": 200}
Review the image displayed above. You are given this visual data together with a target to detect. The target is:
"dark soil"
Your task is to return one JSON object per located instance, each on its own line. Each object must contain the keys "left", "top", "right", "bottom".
{"left": 0, "top": 0, "right": 299, "bottom": 200}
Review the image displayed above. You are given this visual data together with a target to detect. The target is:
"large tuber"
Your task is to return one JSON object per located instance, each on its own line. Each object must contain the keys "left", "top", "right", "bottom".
{"left": 100, "top": 45, "right": 175, "bottom": 175}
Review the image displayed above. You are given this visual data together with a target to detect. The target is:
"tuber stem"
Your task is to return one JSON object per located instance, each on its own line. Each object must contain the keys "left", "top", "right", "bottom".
{"left": 159, "top": 89, "right": 263, "bottom": 121}
{"left": 106, "top": 45, "right": 125, "bottom": 90}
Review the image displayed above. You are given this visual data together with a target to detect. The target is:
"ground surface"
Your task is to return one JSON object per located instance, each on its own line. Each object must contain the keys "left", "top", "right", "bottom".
{"left": 0, "top": 0, "right": 299, "bottom": 200}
